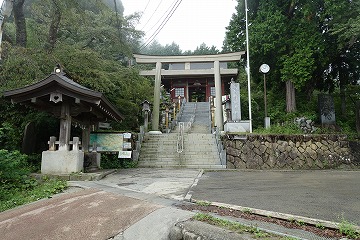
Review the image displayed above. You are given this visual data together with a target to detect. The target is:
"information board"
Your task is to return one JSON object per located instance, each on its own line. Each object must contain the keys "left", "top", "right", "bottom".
{"left": 89, "top": 133, "right": 124, "bottom": 152}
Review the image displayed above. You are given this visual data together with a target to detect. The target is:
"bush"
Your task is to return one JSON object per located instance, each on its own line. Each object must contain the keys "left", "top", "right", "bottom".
{"left": 0, "top": 150, "right": 31, "bottom": 190}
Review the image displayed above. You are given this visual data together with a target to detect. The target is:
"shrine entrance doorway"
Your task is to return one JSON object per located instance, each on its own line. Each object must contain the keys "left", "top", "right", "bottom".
{"left": 189, "top": 86, "right": 206, "bottom": 102}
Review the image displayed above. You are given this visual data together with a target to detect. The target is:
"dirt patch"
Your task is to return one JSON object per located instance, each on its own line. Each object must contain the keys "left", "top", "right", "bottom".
{"left": 178, "top": 203, "right": 348, "bottom": 239}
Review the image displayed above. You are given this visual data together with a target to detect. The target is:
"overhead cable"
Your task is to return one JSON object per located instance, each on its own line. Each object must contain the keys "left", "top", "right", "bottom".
{"left": 140, "top": 0, "right": 164, "bottom": 31}
{"left": 140, "top": 0, "right": 183, "bottom": 50}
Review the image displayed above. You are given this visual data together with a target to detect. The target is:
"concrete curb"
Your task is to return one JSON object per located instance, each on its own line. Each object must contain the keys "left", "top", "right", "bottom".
{"left": 31, "top": 169, "right": 116, "bottom": 181}
{"left": 191, "top": 199, "right": 360, "bottom": 232}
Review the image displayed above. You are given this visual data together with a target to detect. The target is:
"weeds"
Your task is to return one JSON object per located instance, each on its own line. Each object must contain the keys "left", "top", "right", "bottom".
{"left": 196, "top": 200, "right": 212, "bottom": 206}
{"left": 193, "top": 213, "right": 267, "bottom": 236}
{"left": 338, "top": 219, "right": 360, "bottom": 239}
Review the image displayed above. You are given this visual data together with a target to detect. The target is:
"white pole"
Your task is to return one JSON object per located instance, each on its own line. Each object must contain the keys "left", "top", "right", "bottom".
{"left": 244, "top": 0, "right": 252, "bottom": 133}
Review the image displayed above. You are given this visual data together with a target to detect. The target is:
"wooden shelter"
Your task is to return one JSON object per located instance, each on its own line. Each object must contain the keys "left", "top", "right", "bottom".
{"left": 3, "top": 66, "right": 123, "bottom": 174}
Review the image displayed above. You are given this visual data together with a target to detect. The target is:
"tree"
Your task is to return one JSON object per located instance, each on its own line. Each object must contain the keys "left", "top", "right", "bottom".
{"left": 13, "top": 0, "right": 26, "bottom": 47}
{"left": 321, "top": 0, "right": 360, "bottom": 116}
{"left": 226, "top": 0, "right": 329, "bottom": 113}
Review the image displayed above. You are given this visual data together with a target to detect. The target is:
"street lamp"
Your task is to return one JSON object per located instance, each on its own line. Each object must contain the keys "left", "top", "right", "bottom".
{"left": 259, "top": 63, "right": 270, "bottom": 128}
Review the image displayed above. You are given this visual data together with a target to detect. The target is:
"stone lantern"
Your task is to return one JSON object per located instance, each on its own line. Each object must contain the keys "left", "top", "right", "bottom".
{"left": 141, "top": 100, "right": 151, "bottom": 132}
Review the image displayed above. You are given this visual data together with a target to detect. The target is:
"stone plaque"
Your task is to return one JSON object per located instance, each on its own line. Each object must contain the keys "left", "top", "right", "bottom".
{"left": 230, "top": 81, "right": 241, "bottom": 121}
{"left": 318, "top": 94, "right": 336, "bottom": 124}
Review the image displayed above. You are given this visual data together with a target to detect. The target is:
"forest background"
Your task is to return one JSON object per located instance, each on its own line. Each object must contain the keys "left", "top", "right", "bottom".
{"left": 0, "top": 0, "right": 359, "bottom": 163}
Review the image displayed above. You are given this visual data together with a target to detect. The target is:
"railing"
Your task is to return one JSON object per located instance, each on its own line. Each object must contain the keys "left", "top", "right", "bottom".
{"left": 214, "top": 127, "right": 226, "bottom": 166}
{"left": 170, "top": 98, "right": 186, "bottom": 132}
{"left": 177, "top": 122, "right": 185, "bottom": 153}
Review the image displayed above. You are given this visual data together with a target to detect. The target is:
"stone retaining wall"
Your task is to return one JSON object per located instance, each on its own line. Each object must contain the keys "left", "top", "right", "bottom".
{"left": 225, "top": 134, "right": 358, "bottom": 169}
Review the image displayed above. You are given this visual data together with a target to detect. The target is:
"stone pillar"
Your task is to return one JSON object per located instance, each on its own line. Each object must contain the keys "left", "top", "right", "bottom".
{"left": 152, "top": 62, "right": 162, "bottom": 131}
{"left": 214, "top": 60, "right": 223, "bottom": 130}
{"left": 59, "top": 103, "right": 71, "bottom": 151}
{"left": 230, "top": 80, "right": 241, "bottom": 121}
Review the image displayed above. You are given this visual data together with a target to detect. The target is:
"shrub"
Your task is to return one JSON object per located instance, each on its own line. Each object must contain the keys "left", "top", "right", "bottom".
{"left": 0, "top": 150, "right": 31, "bottom": 190}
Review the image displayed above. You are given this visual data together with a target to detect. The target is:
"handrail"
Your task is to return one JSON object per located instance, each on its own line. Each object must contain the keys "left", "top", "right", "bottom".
{"left": 185, "top": 102, "right": 196, "bottom": 132}
{"left": 177, "top": 122, "right": 185, "bottom": 153}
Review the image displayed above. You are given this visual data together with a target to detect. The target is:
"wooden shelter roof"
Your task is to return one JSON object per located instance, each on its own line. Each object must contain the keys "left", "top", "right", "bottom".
{"left": 3, "top": 71, "right": 124, "bottom": 123}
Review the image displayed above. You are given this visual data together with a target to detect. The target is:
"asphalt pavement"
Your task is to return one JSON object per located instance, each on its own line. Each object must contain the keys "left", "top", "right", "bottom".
{"left": 191, "top": 170, "right": 360, "bottom": 226}
{"left": 0, "top": 168, "right": 359, "bottom": 240}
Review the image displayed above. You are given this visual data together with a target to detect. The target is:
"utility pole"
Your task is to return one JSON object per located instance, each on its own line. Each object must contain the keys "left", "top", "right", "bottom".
{"left": 244, "top": 0, "right": 252, "bottom": 133}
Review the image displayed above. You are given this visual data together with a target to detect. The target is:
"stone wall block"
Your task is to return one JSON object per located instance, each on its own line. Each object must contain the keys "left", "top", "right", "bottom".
{"left": 235, "top": 158, "right": 247, "bottom": 169}
{"left": 235, "top": 140, "right": 243, "bottom": 149}
{"left": 310, "top": 143, "right": 318, "bottom": 151}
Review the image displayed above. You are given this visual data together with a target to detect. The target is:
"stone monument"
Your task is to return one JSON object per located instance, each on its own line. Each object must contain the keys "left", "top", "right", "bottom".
{"left": 318, "top": 94, "right": 336, "bottom": 125}
{"left": 224, "top": 80, "right": 250, "bottom": 132}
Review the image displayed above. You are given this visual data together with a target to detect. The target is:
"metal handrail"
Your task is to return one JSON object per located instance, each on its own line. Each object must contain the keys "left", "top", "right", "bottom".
{"left": 177, "top": 122, "right": 185, "bottom": 153}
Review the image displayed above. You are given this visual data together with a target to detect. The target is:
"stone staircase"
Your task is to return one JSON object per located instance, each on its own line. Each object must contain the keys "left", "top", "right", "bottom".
{"left": 138, "top": 102, "right": 225, "bottom": 169}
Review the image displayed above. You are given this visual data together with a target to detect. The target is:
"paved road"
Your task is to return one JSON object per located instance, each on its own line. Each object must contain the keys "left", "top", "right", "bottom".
{"left": 191, "top": 170, "right": 360, "bottom": 225}
{"left": 0, "top": 169, "right": 200, "bottom": 240}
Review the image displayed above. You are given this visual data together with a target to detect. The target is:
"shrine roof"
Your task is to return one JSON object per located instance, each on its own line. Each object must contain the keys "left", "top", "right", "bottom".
{"left": 3, "top": 71, "right": 124, "bottom": 123}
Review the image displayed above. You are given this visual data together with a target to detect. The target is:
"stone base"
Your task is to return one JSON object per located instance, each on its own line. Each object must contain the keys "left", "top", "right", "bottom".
{"left": 41, "top": 150, "right": 84, "bottom": 174}
{"left": 148, "top": 131, "right": 162, "bottom": 135}
{"left": 84, "top": 152, "right": 101, "bottom": 172}
{"left": 224, "top": 121, "right": 250, "bottom": 133}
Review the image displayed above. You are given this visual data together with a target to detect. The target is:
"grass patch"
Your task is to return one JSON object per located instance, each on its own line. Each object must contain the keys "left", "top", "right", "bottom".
{"left": 193, "top": 213, "right": 271, "bottom": 237}
{"left": 338, "top": 219, "right": 360, "bottom": 239}
{"left": 0, "top": 178, "right": 67, "bottom": 212}
{"left": 196, "top": 200, "right": 212, "bottom": 206}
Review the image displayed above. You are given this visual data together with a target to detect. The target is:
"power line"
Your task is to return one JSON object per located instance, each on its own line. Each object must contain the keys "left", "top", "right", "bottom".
{"left": 140, "top": 0, "right": 164, "bottom": 31}
{"left": 135, "top": 0, "right": 151, "bottom": 27}
{"left": 144, "top": 0, "right": 178, "bottom": 36}
{"left": 140, "top": 0, "right": 182, "bottom": 50}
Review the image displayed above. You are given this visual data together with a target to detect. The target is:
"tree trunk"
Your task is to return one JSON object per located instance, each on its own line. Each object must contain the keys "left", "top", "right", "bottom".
{"left": 356, "top": 101, "right": 360, "bottom": 137}
{"left": 286, "top": 80, "right": 296, "bottom": 112}
{"left": 339, "top": 72, "right": 346, "bottom": 117}
{"left": 47, "top": 0, "right": 62, "bottom": 52}
{"left": 13, "top": 0, "right": 27, "bottom": 47}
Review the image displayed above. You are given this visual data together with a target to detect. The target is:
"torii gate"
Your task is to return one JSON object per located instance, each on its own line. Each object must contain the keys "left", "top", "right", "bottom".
{"left": 134, "top": 52, "right": 245, "bottom": 131}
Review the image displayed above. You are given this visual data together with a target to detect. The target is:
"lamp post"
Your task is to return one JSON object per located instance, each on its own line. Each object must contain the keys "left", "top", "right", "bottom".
{"left": 245, "top": 0, "right": 252, "bottom": 133}
{"left": 259, "top": 64, "right": 270, "bottom": 128}
{"left": 141, "top": 100, "right": 151, "bottom": 132}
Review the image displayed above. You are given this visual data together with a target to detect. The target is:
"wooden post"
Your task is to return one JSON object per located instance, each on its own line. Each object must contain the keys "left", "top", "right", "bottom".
{"left": 82, "top": 125, "right": 91, "bottom": 152}
{"left": 59, "top": 103, "right": 71, "bottom": 151}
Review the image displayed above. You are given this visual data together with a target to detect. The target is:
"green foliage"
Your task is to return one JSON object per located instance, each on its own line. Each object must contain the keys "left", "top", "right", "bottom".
{"left": 196, "top": 200, "right": 212, "bottom": 206}
{"left": 338, "top": 219, "right": 360, "bottom": 239}
{"left": 193, "top": 213, "right": 271, "bottom": 238}
{"left": 100, "top": 154, "right": 138, "bottom": 169}
{"left": 0, "top": 178, "right": 67, "bottom": 212}
{"left": 0, "top": 150, "right": 31, "bottom": 191}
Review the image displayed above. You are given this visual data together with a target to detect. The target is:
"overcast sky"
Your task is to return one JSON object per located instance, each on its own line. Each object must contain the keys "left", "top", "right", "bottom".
{"left": 122, "top": 0, "right": 237, "bottom": 51}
